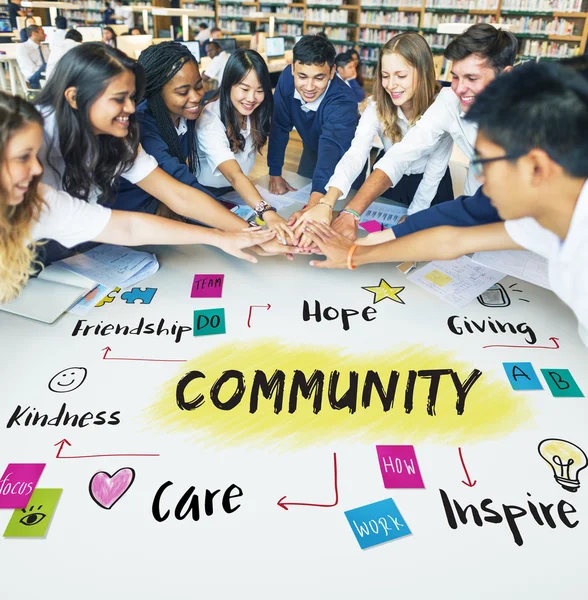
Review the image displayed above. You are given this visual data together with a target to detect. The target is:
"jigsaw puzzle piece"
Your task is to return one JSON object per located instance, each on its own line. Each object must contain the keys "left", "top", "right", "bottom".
{"left": 120, "top": 287, "right": 157, "bottom": 305}
{"left": 95, "top": 287, "right": 121, "bottom": 307}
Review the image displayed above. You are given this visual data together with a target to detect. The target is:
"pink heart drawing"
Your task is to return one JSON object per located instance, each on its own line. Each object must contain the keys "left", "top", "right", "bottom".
{"left": 89, "top": 468, "right": 135, "bottom": 510}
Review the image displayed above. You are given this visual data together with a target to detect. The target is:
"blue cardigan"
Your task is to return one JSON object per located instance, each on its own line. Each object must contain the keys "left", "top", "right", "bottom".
{"left": 268, "top": 66, "right": 358, "bottom": 194}
{"left": 115, "top": 102, "right": 218, "bottom": 213}
{"left": 391, "top": 186, "right": 500, "bottom": 237}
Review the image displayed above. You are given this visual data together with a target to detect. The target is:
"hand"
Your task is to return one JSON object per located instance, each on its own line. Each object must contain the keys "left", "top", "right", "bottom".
{"left": 262, "top": 210, "right": 296, "bottom": 245}
{"left": 215, "top": 227, "right": 275, "bottom": 263}
{"left": 269, "top": 175, "right": 297, "bottom": 195}
{"left": 253, "top": 238, "right": 301, "bottom": 261}
{"left": 292, "top": 202, "right": 333, "bottom": 248}
{"left": 331, "top": 211, "right": 359, "bottom": 241}
{"left": 355, "top": 228, "right": 396, "bottom": 246}
{"left": 302, "top": 221, "right": 355, "bottom": 269}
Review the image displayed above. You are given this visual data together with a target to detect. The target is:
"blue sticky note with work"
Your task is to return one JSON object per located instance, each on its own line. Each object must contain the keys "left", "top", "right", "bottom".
{"left": 541, "top": 369, "right": 584, "bottom": 398}
{"left": 193, "top": 308, "right": 226, "bottom": 337}
{"left": 344, "top": 498, "right": 411, "bottom": 549}
{"left": 503, "top": 362, "right": 543, "bottom": 391}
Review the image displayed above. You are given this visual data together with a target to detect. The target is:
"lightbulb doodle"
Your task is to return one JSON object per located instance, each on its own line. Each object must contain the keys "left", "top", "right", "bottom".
{"left": 538, "top": 438, "right": 588, "bottom": 493}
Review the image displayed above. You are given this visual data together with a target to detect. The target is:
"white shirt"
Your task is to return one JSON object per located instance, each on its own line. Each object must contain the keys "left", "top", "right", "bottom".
{"left": 326, "top": 98, "right": 453, "bottom": 214}
{"left": 505, "top": 180, "right": 588, "bottom": 346}
{"left": 49, "top": 29, "right": 66, "bottom": 48}
{"left": 375, "top": 87, "right": 480, "bottom": 198}
{"left": 16, "top": 38, "right": 44, "bottom": 80}
{"left": 31, "top": 184, "right": 112, "bottom": 247}
{"left": 196, "top": 28, "right": 211, "bottom": 43}
{"left": 195, "top": 98, "right": 255, "bottom": 188}
{"left": 203, "top": 51, "right": 229, "bottom": 83}
{"left": 39, "top": 108, "right": 158, "bottom": 203}
{"left": 293, "top": 80, "right": 331, "bottom": 113}
{"left": 45, "top": 39, "right": 79, "bottom": 79}
{"left": 115, "top": 5, "right": 134, "bottom": 27}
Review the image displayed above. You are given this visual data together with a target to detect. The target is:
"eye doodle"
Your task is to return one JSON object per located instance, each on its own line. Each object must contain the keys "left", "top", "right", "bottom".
{"left": 19, "top": 505, "right": 47, "bottom": 526}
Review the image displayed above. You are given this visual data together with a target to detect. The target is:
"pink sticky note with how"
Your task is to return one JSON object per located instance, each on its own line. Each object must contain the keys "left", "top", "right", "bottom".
{"left": 191, "top": 274, "right": 224, "bottom": 298}
{"left": 376, "top": 445, "right": 424, "bottom": 488}
{"left": 360, "top": 220, "right": 383, "bottom": 234}
{"left": 0, "top": 463, "right": 46, "bottom": 508}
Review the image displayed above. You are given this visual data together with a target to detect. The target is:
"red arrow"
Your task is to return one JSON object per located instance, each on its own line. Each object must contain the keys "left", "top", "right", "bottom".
{"left": 101, "top": 347, "right": 186, "bottom": 363}
{"left": 458, "top": 447, "right": 477, "bottom": 487}
{"left": 483, "top": 336, "right": 560, "bottom": 350}
{"left": 55, "top": 439, "right": 160, "bottom": 460}
{"left": 247, "top": 303, "right": 271, "bottom": 328}
{"left": 277, "top": 452, "right": 339, "bottom": 511}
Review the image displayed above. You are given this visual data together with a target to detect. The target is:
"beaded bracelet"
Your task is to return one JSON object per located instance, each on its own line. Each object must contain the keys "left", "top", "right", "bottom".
{"left": 342, "top": 208, "right": 361, "bottom": 221}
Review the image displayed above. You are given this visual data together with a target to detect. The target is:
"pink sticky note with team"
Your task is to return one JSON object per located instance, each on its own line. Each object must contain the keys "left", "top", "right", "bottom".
{"left": 0, "top": 463, "right": 46, "bottom": 508}
{"left": 191, "top": 274, "right": 224, "bottom": 298}
{"left": 376, "top": 445, "right": 425, "bottom": 488}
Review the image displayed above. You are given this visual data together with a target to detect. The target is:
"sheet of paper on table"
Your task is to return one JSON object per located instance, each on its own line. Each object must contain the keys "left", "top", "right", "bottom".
{"left": 221, "top": 183, "right": 313, "bottom": 211}
{"left": 471, "top": 250, "right": 550, "bottom": 290}
{"left": 407, "top": 255, "right": 504, "bottom": 308}
{"left": 361, "top": 201, "right": 407, "bottom": 228}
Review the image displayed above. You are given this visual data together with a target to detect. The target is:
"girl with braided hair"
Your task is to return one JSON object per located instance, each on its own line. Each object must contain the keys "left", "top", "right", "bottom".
{"left": 115, "top": 41, "right": 298, "bottom": 257}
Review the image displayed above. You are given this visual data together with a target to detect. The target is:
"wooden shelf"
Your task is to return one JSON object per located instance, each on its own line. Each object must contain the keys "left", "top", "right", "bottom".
{"left": 359, "top": 23, "right": 419, "bottom": 30}
{"left": 548, "top": 34, "right": 582, "bottom": 41}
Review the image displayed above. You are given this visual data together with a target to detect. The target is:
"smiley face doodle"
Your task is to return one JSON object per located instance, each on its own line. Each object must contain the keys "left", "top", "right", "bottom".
{"left": 48, "top": 367, "right": 88, "bottom": 393}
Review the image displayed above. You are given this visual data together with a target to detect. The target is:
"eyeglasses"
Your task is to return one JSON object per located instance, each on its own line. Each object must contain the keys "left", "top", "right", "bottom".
{"left": 470, "top": 153, "right": 524, "bottom": 178}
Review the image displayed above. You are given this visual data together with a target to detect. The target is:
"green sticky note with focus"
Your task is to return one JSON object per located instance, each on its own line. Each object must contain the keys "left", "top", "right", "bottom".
{"left": 541, "top": 369, "right": 584, "bottom": 398}
{"left": 4, "top": 488, "right": 62, "bottom": 538}
{"left": 193, "top": 308, "right": 226, "bottom": 337}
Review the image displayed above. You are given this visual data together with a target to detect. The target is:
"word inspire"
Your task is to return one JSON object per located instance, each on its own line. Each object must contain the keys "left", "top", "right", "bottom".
{"left": 447, "top": 316, "right": 537, "bottom": 345}
{"left": 6, "top": 403, "right": 121, "bottom": 428}
{"left": 71, "top": 318, "right": 192, "bottom": 344}
{"left": 0, "top": 473, "right": 33, "bottom": 497}
{"left": 440, "top": 489, "right": 578, "bottom": 546}
{"left": 176, "top": 368, "right": 482, "bottom": 415}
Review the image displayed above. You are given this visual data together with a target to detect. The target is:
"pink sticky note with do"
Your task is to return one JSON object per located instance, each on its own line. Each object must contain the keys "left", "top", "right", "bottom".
{"left": 0, "top": 463, "right": 46, "bottom": 508}
{"left": 191, "top": 274, "right": 224, "bottom": 298}
{"left": 376, "top": 445, "right": 425, "bottom": 489}
{"left": 360, "top": 220, "right": 383, "bottom": 234}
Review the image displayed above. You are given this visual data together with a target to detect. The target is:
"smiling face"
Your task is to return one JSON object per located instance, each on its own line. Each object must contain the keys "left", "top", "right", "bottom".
{"left": 292, "top": 61, "right": 334, "bottom": 104}
{"left": 230, "top": 68, "right": 265, "bottom": 118}
{"left": 451, "top": 54, "right": 497, "bottom": 112}
{"left": 161, "top": 61, "right": 204, "bottom": 126}
{"left": 86, "top": 70, "right": 136, "bottom": 137}
{"left": 1, "top": 121, "right": 43, "bottom": 206}
{"left": 48, "top": 367, "right": 88, "bottom": 393}
{"left": 380, "top": 52, "right": 417, "bottom": 111}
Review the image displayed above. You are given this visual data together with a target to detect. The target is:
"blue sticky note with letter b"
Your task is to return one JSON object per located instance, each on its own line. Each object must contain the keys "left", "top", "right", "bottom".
{"left": 344, "top": 498, "right": 411, "bottom": 549}
{"left": 503, "top": 362, "right": 543, "bottom": 390}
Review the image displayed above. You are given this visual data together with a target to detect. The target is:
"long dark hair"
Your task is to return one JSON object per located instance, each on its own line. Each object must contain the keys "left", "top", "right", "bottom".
{"left": 35, "top": 42, "right": 144, "bottom": 205}
{"left": 217, "top": 49, "right": 273, "bottom": 154}
{"left": 104, "top": 26, "right": 118, "bottom": 48}
{"left": 138, "top": 41, "right": 199, "bottom": 174}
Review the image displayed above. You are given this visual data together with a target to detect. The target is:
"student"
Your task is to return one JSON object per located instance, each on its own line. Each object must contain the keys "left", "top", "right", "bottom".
{"left": 0, "top": 93, "right": 275, "bottom": 304}
{"left": 8, "top": 0, "right": 28, "bottom": 31}
{"left": 103, "top": 26, "right": 117, "bottom": 48}
{"left": 115, "top": 0, "right": 134, "bottom": 29}
{"left": 18, "top": 15, "right": 36, "bottom": 43}
{"left": 335, "top": 51, "right": 365, "bottom": 102}
{"left": 267, "top": 34, "right": 358, "bottom": 209}
{"left": 103, "top": 2, "right": 116, "bottom": 25}
{"left": 196, "top": 49, "right": 294, "bottom": 243}
{"left": 116, "top": 42, "right": 295, "bottom": 254}
{"left": 329, "top": 23, "right": 518, "bottom": 241}
{"left": 196, "top": 22, "right": 211, "bottom": 44}
{"left": 202, "top": 41, "right": 229, "bottom": 85}
{"left": 295, "top": 33, "right": 453, "bottom": 242}
{"left": 130, "top": 26, "right": 146, "bottom": 36}
{"left": 210, "top": 27, "right": 222, "bottom": 40}
{"left": 304, "top": 62, "right": 588, "bottom": 345}
{"left": 16, "top": 25, "right": 46, "bottom": 90}
{"left": 45, "top": 29, "right": 82, "bottom": 80}
{"left": 50, "top": 15, "right": 68, "bottom": 46}
{"left": 34, "top": 43, "right": 294, "bottom": 262}
{"left": 348, "top": 49, "right": 364, "bottom": 88}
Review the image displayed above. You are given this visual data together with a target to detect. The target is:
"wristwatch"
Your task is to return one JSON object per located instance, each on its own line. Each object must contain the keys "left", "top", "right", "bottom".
{"left": 254, "top": 200, "right": 277, "bottom": 218}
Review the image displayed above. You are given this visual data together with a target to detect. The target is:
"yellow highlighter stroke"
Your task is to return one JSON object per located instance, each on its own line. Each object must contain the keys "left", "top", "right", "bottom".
{"left": 144, "top": 339, "right": 535, "bottom": 449}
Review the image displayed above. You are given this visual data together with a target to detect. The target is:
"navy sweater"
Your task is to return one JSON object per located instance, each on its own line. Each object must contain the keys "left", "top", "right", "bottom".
{"left": 392, "top": 186, "right": 500, "bottom": 238}
{"left": 115, "top": 102, "right": 218, "bottom": 213}
{"left": 268, "top": 66, "right": 358, "bottom": 194}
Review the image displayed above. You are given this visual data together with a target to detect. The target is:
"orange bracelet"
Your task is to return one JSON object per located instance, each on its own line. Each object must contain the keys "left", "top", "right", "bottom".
{"left": 347, "top": 244, "right": 358, "bottom": 270}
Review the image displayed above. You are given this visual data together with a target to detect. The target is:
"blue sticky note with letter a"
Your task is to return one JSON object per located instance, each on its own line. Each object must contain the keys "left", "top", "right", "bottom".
{"left": 503, "top": 362, "right": 543, "bottom": 390}
{"left": 344, "top": 498, "right": 411, "bottom": 549}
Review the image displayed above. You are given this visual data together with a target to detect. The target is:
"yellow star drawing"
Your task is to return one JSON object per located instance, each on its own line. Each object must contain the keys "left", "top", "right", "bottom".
{"left": 361, "top": 279, "right": 405, "bottom": 305}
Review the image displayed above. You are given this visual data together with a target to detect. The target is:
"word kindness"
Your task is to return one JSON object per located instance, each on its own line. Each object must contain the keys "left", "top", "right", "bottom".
{"left": 175, "top": 368, "right": 482, "bottom": 415}
{"left": 71, "top": 318, "right": 192, "bottom": 343}
{"left": 6, "top": 403, "right": 121, "bottom": 428}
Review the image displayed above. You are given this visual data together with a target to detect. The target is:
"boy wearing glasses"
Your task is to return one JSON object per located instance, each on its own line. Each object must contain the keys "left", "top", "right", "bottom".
{"left": 325, "top": 23, "right": 518, "bottom": 242}
{"left": 304, "top": 62, "right": 588, "bottom": 346}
